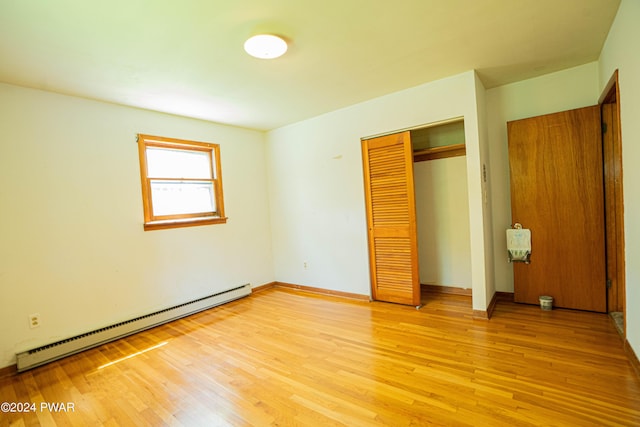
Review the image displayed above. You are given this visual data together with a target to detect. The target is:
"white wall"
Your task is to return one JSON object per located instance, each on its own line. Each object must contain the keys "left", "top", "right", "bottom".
{"left": 599, "top": 0, "right": 640, "bottom": 355}
{"left": 0, "top": 83, "right": 274, "bottom": 368}
{"left": 474, "top": 73, "right": 495, "bottom": 307}
{"left": 415, "top": 157, "right": 471, "bottom": 288}
{"left": 266, "top": 71, "right": 492, "bottom": 310}
{"left": 485, "top": 62, "right": 600, "bottom": 293}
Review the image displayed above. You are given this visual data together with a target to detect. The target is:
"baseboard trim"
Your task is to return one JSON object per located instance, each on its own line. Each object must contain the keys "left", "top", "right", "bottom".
{"left": 472, "top": 292, "right": 513, "bottom": 320}
{"left": 485, "top": 292, "right": 499, "bottom": 319}
{"left": 274, "top": 281, "right": 371, "bottom": 302}
{"left": 472, "top": 309, "right": 489, "bottom": 320}
{"left": 252, "top": 281, "right": 277, "bottom": 293}
{"left": 625, "top": 339, "right": 640, "bottom": 380}
{"left": 0, "top": 363, "right": 16, "bottom": 379}
{"left": 495, "top": 291, "right": 515, "bottom": 302}
{"left": 420, "top": 283, "right": 471, "bottom": 296}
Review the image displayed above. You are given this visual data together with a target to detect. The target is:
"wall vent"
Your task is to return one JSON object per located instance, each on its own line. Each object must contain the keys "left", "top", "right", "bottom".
{"left": 16, "top": 284, "right": 252, "bottom": 372}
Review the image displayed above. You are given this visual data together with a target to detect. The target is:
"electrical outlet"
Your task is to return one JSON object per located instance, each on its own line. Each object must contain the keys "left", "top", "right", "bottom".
{"left": 29, "top": 313, "right": 40, "bottom": 329}
{"left": 303, "top": 261, "right": 309, "bottom": 270}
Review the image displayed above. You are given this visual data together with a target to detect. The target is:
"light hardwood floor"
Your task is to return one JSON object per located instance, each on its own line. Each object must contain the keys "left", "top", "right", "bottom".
{"left": 1, "top": 287, "right": 639, "bottom": 426}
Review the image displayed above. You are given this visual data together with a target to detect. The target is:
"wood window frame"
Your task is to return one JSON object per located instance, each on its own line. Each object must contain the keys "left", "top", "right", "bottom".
{"left": 137, "top": 134, "right": 227, "bottom": 231}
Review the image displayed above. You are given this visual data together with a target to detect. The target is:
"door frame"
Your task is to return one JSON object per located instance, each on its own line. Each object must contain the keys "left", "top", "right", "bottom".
{"left": 599, "top": 69, "right": 626, "bottom": 334}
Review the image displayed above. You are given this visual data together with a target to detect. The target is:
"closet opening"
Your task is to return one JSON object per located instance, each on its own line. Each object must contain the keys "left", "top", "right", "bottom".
{"left": 361, "top": 118, "right": 473, "bottom": 307}
{"left": 411, "top": 120, "right": 472, "bottom": 299}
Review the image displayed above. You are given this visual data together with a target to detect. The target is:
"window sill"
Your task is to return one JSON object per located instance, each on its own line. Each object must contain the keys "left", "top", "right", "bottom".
{"left": 143, "top": 216, "right": 228, "bottom": 231}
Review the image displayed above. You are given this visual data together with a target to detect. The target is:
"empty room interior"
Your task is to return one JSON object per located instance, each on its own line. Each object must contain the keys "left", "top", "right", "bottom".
{"left": 1, "top": 1, "right": 640, "bottom": 425}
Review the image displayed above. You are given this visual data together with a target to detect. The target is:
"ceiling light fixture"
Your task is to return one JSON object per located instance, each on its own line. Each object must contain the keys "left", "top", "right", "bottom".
{"left": 244, "top": 34, "right": 288, "bottom": 59}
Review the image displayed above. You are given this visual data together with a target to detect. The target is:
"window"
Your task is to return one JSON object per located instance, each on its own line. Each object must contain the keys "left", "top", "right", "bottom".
{"left": 137, "top": 134, "right": 226, "bottom": 230}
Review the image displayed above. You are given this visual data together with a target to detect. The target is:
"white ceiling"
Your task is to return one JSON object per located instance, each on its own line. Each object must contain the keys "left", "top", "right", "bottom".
{"left": 0, "top": 0, "right": 620, "bottom": 131}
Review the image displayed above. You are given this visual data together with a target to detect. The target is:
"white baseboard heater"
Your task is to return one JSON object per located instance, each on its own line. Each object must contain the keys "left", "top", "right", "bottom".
{"left": 16, "top": 283, "right": 252, "bottom": 372}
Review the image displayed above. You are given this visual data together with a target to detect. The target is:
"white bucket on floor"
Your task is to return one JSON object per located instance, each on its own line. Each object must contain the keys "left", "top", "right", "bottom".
{"left": 539, "top": 295, "right": 553, "bottom": 311}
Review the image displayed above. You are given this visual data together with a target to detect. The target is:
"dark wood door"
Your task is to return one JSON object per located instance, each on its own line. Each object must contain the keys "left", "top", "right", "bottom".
{"left": 508, "top": 105, "right": 606, "bottom": 312}
{"left": 362, "top": 131, "right": 420, "bottom": 306}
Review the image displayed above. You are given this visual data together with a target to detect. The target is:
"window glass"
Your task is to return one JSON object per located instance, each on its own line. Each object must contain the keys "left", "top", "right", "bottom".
{"left": 150, "top": 181, "right": 216, "bottom": 216}
{"left": 146, "top": 147, "right": 212, "bottom": 179}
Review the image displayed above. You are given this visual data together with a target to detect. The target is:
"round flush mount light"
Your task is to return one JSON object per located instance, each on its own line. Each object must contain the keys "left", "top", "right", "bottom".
{"left": 244, "top": 34, "right": 288, "bottom": 59}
